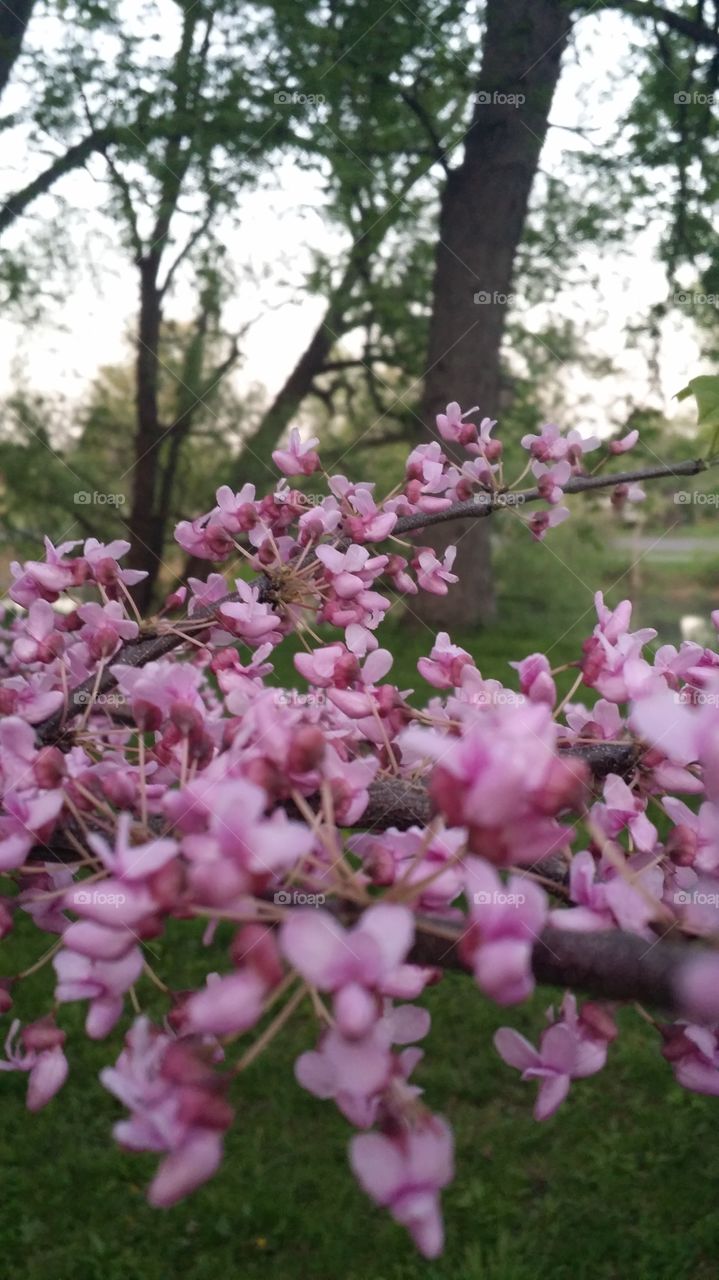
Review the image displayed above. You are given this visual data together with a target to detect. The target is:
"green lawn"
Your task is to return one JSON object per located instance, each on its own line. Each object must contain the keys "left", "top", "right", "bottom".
{"left": 3, "top": 532, "right": 719, "bottom": 1279}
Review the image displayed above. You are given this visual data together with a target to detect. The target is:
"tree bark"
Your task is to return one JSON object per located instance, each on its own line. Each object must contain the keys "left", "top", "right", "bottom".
{"left": 0, "top": 0, "right": 35, "bottom": 101}
{"left": 125, "top": 255, "right": 165, "bottom": 612}
{"left": 414, "top": 0, "right": 573, "bottom": 629}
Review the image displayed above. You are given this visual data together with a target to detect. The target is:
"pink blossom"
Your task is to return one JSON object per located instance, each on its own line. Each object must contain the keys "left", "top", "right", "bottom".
{"left": 0, "top": 672, "right": 64, "bottom": 723}
{"left": 100, "top": 1018, "right": 233, "bottom": 1206}
{"left": 564, "top": 699, "right": 622, "bottom": 740}
{"left": 187, "top": 573, "right": 228, "bottom": 615}
{"left": 272, "top": 427, "right": 321, "bottom": 476}
{"left": 662, "top": 797, "right": 719, "bottom": 871}
{"left": 9, "top": 537, "right": 83, "bottom": 606}
{"left": 295, "top": 1003, "right": 428, "bottom": 1127}
{"left": 349, "top": 827, "right": 464, "bottom": 913}
{"left": 593, "top": 773, "right": 658, "bottom": 853}
{"left": 611, "top": 482, "right": 645, "bottom": 508}
{"left": 510, "top": 653, "right": 556, "bottom": 705}
{"left": 609, "top": 429, "right": 639, "bottom": 455}
{"left": 214, "top": 483, "right": 258, "bottom": 532}
{"left": 280, "top": 904, "right": 433, "bottom": 1035}
{"left": 181, "top": 969, "right": 268, "bottom": 1036}
{"left": 521, "top": 424, "right": 599, "bottom": 468}
{"left": 661, "top": 1022, "right": 719, "bottom": 1095}
{"left": 521, "top": 422, "right": 565, "bottom": 462}
{"left": 417, "top": 632, "right": 474, "bottom": 690}
{"left": 343, "top": 487, "right": 397, "bottom": 542}
{"left": 0, "top": 1016, "right": 68, "bottom": 1110}
{"left": 551, "top": 847, "right": 663, "bottom": 935}
{"left": 207, "top": 777, "right": 314, "bottom": 877}
{"left": 111, "top": 659, "right": 205, "bottom": 730}
{"left": 528, "top": 506, "right": 570, "bottom": 541}
{"left": 87, "top": 812, "right": 178, "bottom": 882}
{"left": 77, "top": 602, "right": 139, "bottom": 660}
{"left": 0, "top": 789, "right": 64, "bottom": 870}
{"left": 401, "top": 703, "right": 581, "bottom": 867}
{"left": 350, "top": 1117, "right": 454, "bottom": 1258}
{"left": 412, "top": 546, "right": 458, "bottom": 595}
{"left": 461, "top": 857, "right": 548, "bottom": 1004}
{"left": 219, "top": 579, "right": 282, "bottom": 646}
{"left": 435, "top": 401, "right": 479, "bottom": 447}
{"left": 12, "top": 600, "right": 64, "bottom": 664}
{"left": 82, "top": 538, "right": 148, "bottom": 591}
{"left": 531, "top": 460, "right": 571, "bottom": 505}
{"left": 495, "top": 994, "right": 615, "bottom": 1119}
{"left": 54, "top": 945, "right": 144, "bottom": 1038}
{"left": 316, "top": 544, "right": 388, "bottom": 597}
{"left": 174, "top": 513, "right": 234, "bottom": 561}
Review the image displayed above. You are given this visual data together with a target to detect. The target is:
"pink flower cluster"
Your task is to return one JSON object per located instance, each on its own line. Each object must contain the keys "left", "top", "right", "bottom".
{"left": 4, "top": 401, "right": 719, "bottom": 1259}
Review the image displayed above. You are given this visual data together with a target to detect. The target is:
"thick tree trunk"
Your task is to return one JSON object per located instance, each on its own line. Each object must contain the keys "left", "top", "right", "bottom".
{"left": 0, "top": 0, "right": 35, "bottom": 100}
{"left": 413, "top": 0, "right": 572, "bottom": 630}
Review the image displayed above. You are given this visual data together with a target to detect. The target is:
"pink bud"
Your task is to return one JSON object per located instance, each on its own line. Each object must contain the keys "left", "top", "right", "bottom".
{"left": 230, "top": 924, "right": 283, "bottom": 989}
{"left": 579, "top": 1002, "right": 618, "bottom": 1042}
{"left": 34, "top": 746, "right": 66, "bottom": 788}
{"left": 22, "top": 1016, "right": 66, "bottom": 1053}
{"left": 287, "top": 726, "right": 326, "bottom": 774}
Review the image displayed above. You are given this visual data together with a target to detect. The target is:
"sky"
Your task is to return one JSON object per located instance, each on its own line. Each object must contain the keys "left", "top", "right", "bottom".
{"left": 0, "top": 5, "right": 708, "bottom": 438}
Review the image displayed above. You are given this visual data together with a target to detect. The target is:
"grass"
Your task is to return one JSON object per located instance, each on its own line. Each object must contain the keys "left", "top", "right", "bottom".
{"left": 2, "top": 529, "right": 719, "bottom": 1278}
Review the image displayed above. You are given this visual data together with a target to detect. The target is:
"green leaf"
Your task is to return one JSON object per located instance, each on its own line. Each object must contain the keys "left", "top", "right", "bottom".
{"left": 676, "top": 375, "right": 719, "bottom": 456}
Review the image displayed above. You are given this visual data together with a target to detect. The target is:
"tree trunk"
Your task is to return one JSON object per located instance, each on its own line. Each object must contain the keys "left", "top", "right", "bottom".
{"left": 413, "top": 0, "right": 572, "bottom": 630}
{"left": 229, "top": 298, "right": 346, "bottom": 492}
{"left": 125, "top": 257, "right": 165, "bottom": 613}
{"left": 0, "top": 0, "right": 35, "bottom": 101}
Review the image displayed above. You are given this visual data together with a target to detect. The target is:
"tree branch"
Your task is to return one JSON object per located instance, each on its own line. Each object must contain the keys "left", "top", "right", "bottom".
{"left": 0, "top": 127, "right": 117, "bottom": 236}
{"left": 33, "top": 455, "right": 710, "bottom": 742}
{"left": 410, "top": 918, "right": 702, "bottom": 1013}
{"left": 585, "top": 0, "right": 719, "bottom": 48}
{"left": 391, "top": 457, "right": 710, "bottom": 536}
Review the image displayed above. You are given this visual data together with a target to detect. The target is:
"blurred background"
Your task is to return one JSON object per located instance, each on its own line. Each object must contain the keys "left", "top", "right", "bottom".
{"left": 2, "top": 3, "right": 719, "bottom": 1276}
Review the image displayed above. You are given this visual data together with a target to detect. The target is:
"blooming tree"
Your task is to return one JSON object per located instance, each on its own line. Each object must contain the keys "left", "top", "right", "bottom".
{"left": 1, "top": 399, "right": 719, "bottom": 1258}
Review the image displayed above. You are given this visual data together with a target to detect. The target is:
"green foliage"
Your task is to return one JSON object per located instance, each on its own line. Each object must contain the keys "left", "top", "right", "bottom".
{"left": 676, "top": 373, "right": 719, "bottom": 456}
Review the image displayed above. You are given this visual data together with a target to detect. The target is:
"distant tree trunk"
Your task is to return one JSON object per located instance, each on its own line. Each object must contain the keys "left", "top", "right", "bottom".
{"left": 229, "top": 297, "right": 347, "bottom": 492}
{"left": 0, "top": 0, "right": 35, "bottom": 100}
{"left": 126, "top": 256, "right": 165, "bottom": 613}
{"left": 414, "top": 0, "right": 572, "bottom": 630}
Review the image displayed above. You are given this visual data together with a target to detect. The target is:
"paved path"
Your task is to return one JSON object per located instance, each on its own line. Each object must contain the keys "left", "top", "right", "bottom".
{"left": 612, "top": 535, "right": 716, "bottom": 556}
